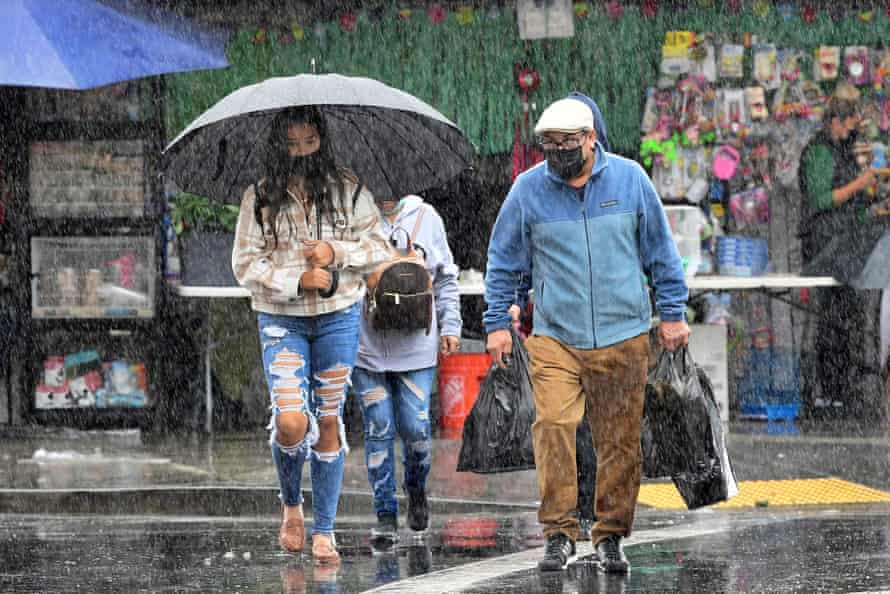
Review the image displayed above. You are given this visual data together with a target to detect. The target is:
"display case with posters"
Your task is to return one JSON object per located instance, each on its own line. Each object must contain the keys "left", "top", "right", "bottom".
{"left": 11, "top": 81, "right": 167, "bottom": 429}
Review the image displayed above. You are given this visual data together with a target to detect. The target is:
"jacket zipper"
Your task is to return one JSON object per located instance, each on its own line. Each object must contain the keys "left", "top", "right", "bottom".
{"left": 581, "top": 195, "right": 597, "bottom": 347}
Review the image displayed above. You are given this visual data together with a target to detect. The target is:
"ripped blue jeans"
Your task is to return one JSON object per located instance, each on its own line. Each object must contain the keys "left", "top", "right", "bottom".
{"left": 351, "top": 366, "right": 435, "bottom": 518}
{"left": 258, "top": 303, "right": 359, "bottom": 536}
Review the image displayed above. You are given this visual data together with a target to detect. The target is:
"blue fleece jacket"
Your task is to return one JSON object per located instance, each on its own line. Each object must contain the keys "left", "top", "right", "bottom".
{"left": 484, "top": 143, "right": 688, "bottom": 349}
{"left": 356, "top": 196, "right": 462, "bottom": 372}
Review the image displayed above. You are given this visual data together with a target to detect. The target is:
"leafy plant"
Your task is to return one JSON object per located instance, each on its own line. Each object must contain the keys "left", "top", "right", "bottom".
{"left": 168, "top": 193, "right": 239, "bottom": 235}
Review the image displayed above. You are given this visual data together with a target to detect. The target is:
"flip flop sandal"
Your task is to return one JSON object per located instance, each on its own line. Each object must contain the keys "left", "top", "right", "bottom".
{"left": 279, "top": 504, "right": 305, "bottom": 553}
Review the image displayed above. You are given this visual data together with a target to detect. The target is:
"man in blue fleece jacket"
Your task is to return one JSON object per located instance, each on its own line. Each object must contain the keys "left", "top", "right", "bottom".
{"left": 484, "top": 98, "right": 690, "bottom": 573}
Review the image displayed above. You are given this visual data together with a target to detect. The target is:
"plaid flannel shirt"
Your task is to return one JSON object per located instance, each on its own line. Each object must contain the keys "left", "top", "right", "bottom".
{"left": 232, "top": 175, "right": 393, "bottom": 317}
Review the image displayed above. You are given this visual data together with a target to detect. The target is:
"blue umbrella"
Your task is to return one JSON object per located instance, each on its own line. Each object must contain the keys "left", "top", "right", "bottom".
{"left": 0, "top": 0, "right": 229, "bottom": 90}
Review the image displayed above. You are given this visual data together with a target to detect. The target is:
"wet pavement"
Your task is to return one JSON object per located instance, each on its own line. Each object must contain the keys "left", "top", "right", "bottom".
{"left": 0, "top": 510, "right": 603, "bottom": 593}
{"left": 0, "top": 512, "right": 486, "bottom": 593}
{"left": 4, "top": 509, "right": 890, "bottom": 592}
{"left": 5, "top": 421, "right": 890, "bottom": 591}
{"left": 454, "top": 511, "right": 890, "bottom": 594}
{"left": 6, "top": 420, "right": 890, "bottom": 506}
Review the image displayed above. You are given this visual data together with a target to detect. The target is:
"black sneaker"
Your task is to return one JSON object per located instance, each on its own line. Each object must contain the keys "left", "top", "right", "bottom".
{"left": 595, "top": 535, "right": 629, "bottom": 573}
{"left": 406, "top": 488, "right": 429, "bottom": 532}
{"left": 538, "top": 532, "right": 576, "bottom": 572}
{"left": 371, "top": 513, "right": 398, "bottom": 550}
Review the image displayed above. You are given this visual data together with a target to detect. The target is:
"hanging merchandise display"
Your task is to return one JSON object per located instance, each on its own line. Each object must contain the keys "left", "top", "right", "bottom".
{"left": 642, "top": 29, "right": 890, "bottom": 287}
{"left": 728, "top": 187, "right": 770, "bottom": 230}
{"left": 773, "top": 120, "right": 815, "bottom": 188}
{"left": 814, "top": 46, "right": 841, "bottom": 81}
{"left": 662, "top": 30, "right": 694, "bottom": 78}
{"left": 516, "top": 0, "right": 574, "bottom": 40}
{"left": 845, "top": 46, "right": 871, "bottom": 86}
{"left": 712, "top": 145, "right": 741, "bottom": 181}
{"left": 689, "top": 37, "right": 717, "bottom": 82}
{"left": 872, "top": 51, "right": 890, "bottom": 133}
{"left": 719, "top": 44, "right": 745, "bottom": 79}
{"left": 164, "top": 3, "right": 890, "bottom": 162}
{"left": 746, "top": 87, "right": 769, "bottom": 121}
{"left": 773, "top": 50, "right": 809, "bottom": 121}
{"left": 717, "top": 88, "right": 747, "bottom": 134}
{"left": 753, "top": 44, "right": 779, "bottom": 90}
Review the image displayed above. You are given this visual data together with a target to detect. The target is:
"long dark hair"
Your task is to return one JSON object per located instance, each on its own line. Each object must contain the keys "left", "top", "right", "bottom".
{"left": 255, "top": 106, "right": 346, "bottom": 247}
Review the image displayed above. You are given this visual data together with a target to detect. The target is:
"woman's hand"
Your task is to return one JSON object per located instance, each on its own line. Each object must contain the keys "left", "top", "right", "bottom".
{"left": 300, "top": 268, "right": 332, "bottom": 291}
{"left": 303, "top": 240, "right": 335, "bottom": 268}
{"left": 440, "top": 335, "right": 460, "bottom": 355}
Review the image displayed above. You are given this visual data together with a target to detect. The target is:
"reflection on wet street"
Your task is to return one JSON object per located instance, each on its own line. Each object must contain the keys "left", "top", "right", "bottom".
{"left": 0, "top": 513, "right": 518, "bottom": 593}
{"left": 6, "top": 428, "right": 890, "bottom": 592}
{"left": 462, "top": 515, "right": 890, "bottom": 594}
{"left": 4, "top": 511, "right": 890, "bottom": 592}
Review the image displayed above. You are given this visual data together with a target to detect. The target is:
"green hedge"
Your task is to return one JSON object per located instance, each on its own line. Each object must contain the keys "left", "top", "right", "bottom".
{"left": 166, "top": 5, "right": 890, "bottom": 157}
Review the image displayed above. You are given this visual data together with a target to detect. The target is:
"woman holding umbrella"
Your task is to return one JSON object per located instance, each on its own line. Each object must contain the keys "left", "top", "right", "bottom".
{"left": 232, "top": 106, "right": 392, "bottom": 562}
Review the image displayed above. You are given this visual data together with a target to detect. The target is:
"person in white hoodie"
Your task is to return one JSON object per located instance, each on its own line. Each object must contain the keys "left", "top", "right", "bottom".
{"left": 352, "top": 194, "right": 462, "bottom": 547}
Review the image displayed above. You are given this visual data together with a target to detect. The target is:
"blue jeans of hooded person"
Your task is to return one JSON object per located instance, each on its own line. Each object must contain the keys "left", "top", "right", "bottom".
{"left": 259, "top": 303, "right": 360, "bottom": 536}
{"left": 351, "top": 367, "right": 435, "bottom": 517}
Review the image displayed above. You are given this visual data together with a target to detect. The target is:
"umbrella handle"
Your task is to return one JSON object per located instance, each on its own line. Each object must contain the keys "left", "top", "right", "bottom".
{"left": 319, "top": 269, "right": 339, "bottom": 298}
{"left": 213, "top": 138, "right": 227, "bottom": 180}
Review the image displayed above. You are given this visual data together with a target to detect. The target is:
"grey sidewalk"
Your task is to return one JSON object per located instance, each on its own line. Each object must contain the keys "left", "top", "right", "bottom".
{"left": 4, "top": 419, "right": 890, "bottom": 515}
{"left": 6, "top": 421, "right": 890, "bottom": 593}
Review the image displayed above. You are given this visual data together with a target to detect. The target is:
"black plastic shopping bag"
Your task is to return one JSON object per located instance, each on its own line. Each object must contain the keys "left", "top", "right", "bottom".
{"left": 456, "top": 329, "right": 536, "bottom": 474}
{"left": 671, "top": 367, "right": 739, "bottom": 508}
{"left": 643, "top": 347, "right": 738, "bottom": 509}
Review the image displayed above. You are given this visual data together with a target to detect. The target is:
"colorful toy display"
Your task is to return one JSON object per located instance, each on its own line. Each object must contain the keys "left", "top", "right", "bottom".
{"left": 644, "top": 33, "right": 890, "bottom": 278}
{"left": 35, "top": 350, "right": 149, "bottom": 409}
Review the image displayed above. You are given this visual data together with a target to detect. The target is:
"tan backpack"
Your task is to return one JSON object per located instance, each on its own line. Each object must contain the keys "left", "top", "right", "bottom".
{"left": 366, "top": 206, "right": 434, "bottom": 334}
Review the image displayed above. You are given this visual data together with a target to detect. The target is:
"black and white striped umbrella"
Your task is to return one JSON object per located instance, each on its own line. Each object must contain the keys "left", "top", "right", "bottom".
{"left": 163, "top": 73, "right": 475, "bottom": 203}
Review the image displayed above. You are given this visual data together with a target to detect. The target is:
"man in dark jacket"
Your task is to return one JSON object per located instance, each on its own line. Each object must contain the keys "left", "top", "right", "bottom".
{"left": 485, "top": 98, "right": 690, "bottom": 574}
{"left": 799, "top": 89, "right": 883, "bottom": 419}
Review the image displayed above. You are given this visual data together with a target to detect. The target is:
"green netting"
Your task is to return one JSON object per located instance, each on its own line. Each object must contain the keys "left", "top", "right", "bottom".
{"left": 165, "top": 7, "right": 890, "bottom": 157}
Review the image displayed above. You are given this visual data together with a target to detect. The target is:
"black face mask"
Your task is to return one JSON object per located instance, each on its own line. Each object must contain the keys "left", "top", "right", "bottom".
{"left": 545, "top": 146, "right": 586, "bottom": 180}
{"left": 290, "top": 151, "right": 323, "bottom": 180}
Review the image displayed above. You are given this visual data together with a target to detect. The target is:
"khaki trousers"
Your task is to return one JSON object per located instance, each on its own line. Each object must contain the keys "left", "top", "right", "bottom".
{"left": 524, "top": 333, "right": 649, "bottom": 545}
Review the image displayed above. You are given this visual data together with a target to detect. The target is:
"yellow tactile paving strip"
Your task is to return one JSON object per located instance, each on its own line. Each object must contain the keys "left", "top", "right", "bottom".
{"left": 638, "top": 478, "right": 890, "bottom": 510}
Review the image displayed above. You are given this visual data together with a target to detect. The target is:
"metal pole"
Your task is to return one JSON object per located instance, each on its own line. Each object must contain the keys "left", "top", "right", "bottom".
{"left": 205, "top": 306, "right": 213, "bottom": 435}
